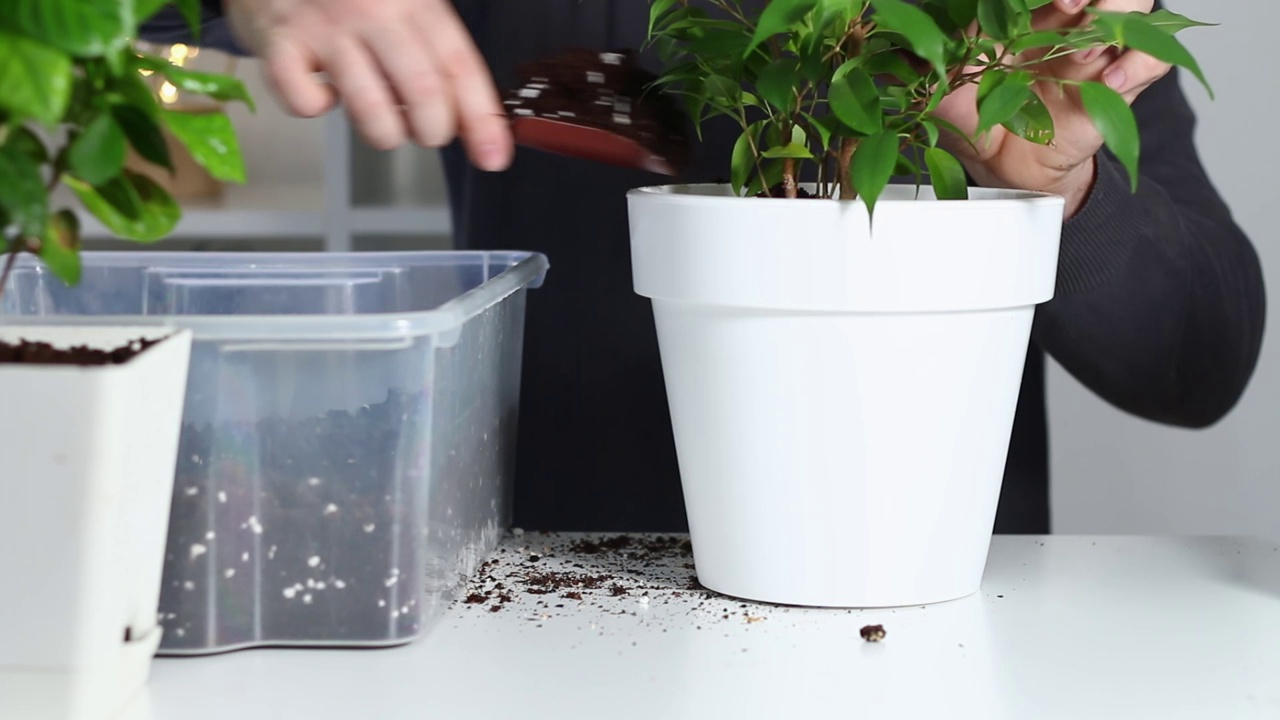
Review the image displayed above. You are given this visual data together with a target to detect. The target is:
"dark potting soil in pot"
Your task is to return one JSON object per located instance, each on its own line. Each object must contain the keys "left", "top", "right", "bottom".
{"left": 157, "top": 389, "right": 431, "bottom": 651}
{"left": 504, "top": 48, "right": 690, "bottom": 175}
{"left": 0, "top": 337, "right": 159, "bottom": 365}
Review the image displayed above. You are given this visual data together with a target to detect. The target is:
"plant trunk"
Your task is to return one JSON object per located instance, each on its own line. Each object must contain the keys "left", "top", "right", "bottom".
{"left": 0, "top": 248, "right": 22, "bottom": 300}
{"left": 782, "top": 158, "right": 798, "bottom": 199}
{"left": 837, "top": 138, "right": 857, "bottom": 200}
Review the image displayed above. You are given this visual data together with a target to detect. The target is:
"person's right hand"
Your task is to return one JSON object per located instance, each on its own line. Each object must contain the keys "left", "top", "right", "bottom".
{"left": 223, "top": 0, "right": 513, "bottom": 171}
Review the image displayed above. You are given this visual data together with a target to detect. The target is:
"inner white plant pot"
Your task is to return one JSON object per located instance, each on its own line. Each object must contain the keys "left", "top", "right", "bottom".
{"left": 0, "top": 326, "right": 193, "bottom": 720}
{"left": 628, "top": 184, "right": 1064, "bottom": 607}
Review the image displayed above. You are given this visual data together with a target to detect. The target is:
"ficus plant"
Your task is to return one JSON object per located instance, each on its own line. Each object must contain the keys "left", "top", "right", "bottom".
{"left": 0, "top": 0, "right": 252, "bottom": 296}
{"left": 644, "top": 0, "right": 1213, "bottom": 213}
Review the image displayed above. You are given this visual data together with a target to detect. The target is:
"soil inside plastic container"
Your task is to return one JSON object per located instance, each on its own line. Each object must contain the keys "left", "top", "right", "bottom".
{"left": 0, "top": 337, "right": 159, "bottom": 365}
{"left": 159, "top": 389, "right": 430, "bottom": 650}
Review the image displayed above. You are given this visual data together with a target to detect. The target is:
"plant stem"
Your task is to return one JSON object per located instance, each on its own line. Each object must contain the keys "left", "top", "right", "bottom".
{"left": 782, "top": 158, "right": 798, "bottom": 198}
{"left": 837, "top": 137, "right": 857, "bottom": 200}
{"left": 0, "top": 246, "right": 23, "bottom": 301}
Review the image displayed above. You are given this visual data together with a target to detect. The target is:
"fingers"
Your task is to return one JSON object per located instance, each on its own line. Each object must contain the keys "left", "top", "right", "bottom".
{"left": 263, "top": 30, "right": 337, "bottom": 118}
{"left": 325, "top": 35, "right": 408, "bottom": 150}
{"left": 240, "top": 0, "right": 511, "bottom": 170}
{"left": 415, "top": 2, "right": 513, "bottom": 171}
{"left": 1100, "top": 48, "right": 1172, "bottom": 102}
{"left": 367, "top": 20, "right": 456, "bottom": 149}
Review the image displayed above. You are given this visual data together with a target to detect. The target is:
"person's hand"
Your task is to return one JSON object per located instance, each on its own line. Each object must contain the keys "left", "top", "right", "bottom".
{"left": 932, "top": 0, "right": 1170, "bottom": 218}
{"left": 223, "top": 0, "right": 513, "bottom": 171}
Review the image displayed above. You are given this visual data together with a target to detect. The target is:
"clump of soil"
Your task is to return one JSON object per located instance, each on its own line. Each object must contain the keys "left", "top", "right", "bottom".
{"left": 568, "top": 534, "right": 693, "bottom": 559}
{"left": 860, "top": 624, "right": 886, "bottom": 642}
{"left": 504, "top": 48, "right": 690, "bottom": 175}
{"left": 0, "top": 337, "right": 160, "bottom": 365}
{"left": 756, "top": 184, "right": 819, "bottom": 199}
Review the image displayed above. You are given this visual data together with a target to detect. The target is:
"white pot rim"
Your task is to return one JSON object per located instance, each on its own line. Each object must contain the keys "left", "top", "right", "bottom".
{"left": 627, "top": 182, "right": 1064, "bottom": 313}
{"left": 627, "top": 182, "right": 1064, "bottom": 208}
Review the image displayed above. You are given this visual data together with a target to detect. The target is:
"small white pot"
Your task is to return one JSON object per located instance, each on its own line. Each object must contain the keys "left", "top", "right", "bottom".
{"left": 627, "top": 184, "right": 1063, "bottom": 607}
{"left": 0, "top": 326, "right": 192, "bottom": 720}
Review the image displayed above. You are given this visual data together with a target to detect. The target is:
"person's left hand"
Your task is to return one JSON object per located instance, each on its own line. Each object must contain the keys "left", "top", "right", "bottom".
{"left": 931, "top": 0, "right": 1171, "bottom": 218}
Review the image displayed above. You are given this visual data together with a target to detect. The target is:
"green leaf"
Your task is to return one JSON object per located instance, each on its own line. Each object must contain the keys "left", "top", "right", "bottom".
{"left": 894, "top": 152, "right": 919, "bottom": 178}
{"left": 0, "top": 0, "right": 132, "bottom": 57}
{"left": 0, "top": 30, "right": 73, "bottom": 124}
{"left": 65, "top": 171, "right": 180, "bottom": 242}
{"left": 850, "top": 131, "right": 900, "bottom": 218}
{"left": 133, "top": 55, "right": 257, "bottom": 110}
{"left": 801, "top": 112, "right": 833, "bottom": 151}
{"left": 1001, "top": 92, "right": 1054, "bottom": 145}
{"left": 861, "top": 52, "right": 923, "bottom": 86}
{"left": 828, "top": 68, "right": 882, "bottom": 135}
{"left": 920, "top": 119, "right": 941, "bottom": 148}
{"left": 39, "top": 209, "right": 81, "bottom": 286}
{"left": 113, "top": 69, "right": 163, "bottom": 119}
{"left": 977, "top": 0, "right": 1015, "bottom": 41}
{"left": 869, "top": 0, "right": 948, "bottom": 78}
{"left": 1109, "top": 12, "right": 1213, "bottom": 98}
{"left": 68, "top": 113, "right": 127, "bottom": 186}
{"left": 1144, "top": 9, "right": 1216, "bottom": 34}
{"left": 112, "top": 105, "right": 173, "bottom": 170}
{"left": 647, "top": 0, "right": 679, "bottom": 38}
{"left": 1079, "top": 81, "right": 1139, "bottom": 192}
{"left": 689, "top": 27, "right": 752, "bottom": 58}
{"left": 701, "top": 73, "right": 741, "bottom": 108}
{"left": 977, "top": 72, "right": 1033, "bottom": 134}
{"left": 947, "top": 0, "right": 980, "bottom": 27}
{"left": 762, "top": 142, "right": 813, "bottom": 159}
{"left": 747, "top": 159, "right": 786, "bottom": 198}
{"left": 160, "top": 110, "right": 246, "bottom": 183}
{"left": 0, "top": 146, "right": 46, "bottom": 238}
{"left": 730, "top": 124, "right": 758, "bottom": 195}
{"left": 746, "top": 0, "right": 818, "bottom": 57}
{"left": 756, "top": 59, "right": 800, "bottom": 112}
{"left": 924, "top": 147, "right": 968, "bottom": 200}
{"left": 1008, "top": 30, "right": 1072, "bottom": 55}
{"left": 5, "top": 126, "right": 48, "bottom": 163}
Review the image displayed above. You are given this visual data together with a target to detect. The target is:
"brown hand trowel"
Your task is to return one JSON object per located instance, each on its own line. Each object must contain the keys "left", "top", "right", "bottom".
{"left": 503, "top": 48, "right": 689, "bottom": 177}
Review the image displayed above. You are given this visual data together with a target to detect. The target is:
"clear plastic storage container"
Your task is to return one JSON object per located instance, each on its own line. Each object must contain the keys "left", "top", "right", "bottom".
{"left": 0, "top": 251, "right": 547, "bottom": 654}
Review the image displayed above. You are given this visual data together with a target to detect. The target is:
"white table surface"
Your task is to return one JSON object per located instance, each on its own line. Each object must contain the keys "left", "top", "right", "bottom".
{"left": 117, "top": 533, "right": 1280, "bottom": 720}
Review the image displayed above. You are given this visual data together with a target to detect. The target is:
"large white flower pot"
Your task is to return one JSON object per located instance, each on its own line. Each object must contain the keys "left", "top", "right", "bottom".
{"left": 628, "top": 184, "right": 1063, "bottom": 607}
{"left": 0, "top": 326, "right": 193, "bottom": 720}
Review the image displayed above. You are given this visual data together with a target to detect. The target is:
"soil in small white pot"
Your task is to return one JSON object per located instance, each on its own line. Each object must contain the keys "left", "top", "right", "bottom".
{"left": 0, "top": 336, "right": 160, "bottom": 365}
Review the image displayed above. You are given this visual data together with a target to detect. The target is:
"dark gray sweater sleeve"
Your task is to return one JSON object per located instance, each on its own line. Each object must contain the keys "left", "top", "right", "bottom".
{"left": 1032, "top": 63, "right": 1266, "bottom": 428}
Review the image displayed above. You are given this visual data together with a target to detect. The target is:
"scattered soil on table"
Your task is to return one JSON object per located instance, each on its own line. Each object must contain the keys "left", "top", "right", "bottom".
{"left": 455, "top": 533, "right": 907, "bottom": 639}
{"left": 459, "top": 533, "right": 702, "bottom": 614}
{"left": 0, "top": 337, "right": 160, "bottom": 365}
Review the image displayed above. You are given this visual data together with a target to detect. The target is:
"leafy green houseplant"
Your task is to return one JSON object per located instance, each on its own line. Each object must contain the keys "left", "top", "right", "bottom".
{"left": 644, "top": 0, "right": 1210, "bottom": 210}
{"left": 622, "top": 0, "right": 1213, "bottom": 608}
{"left": 0, "top": 0, "right": 253, "bottom": 296}
{"left": 0, "top": 4, "right": 250, "bottom": 717}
